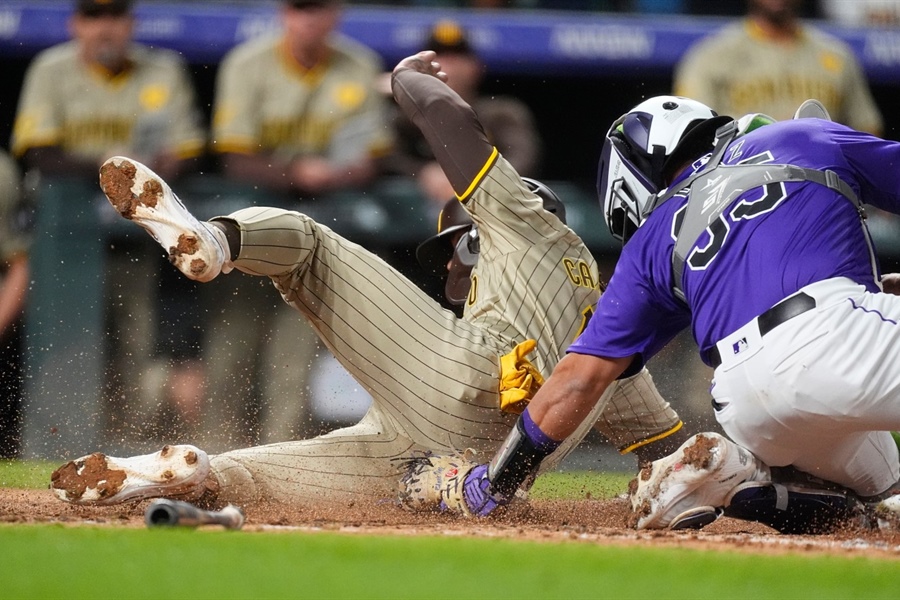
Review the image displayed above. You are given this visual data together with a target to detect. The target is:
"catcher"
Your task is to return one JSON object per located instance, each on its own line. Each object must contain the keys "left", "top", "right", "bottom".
{"left": 50, "top": 52, "right": 689, "bottom": 509}
{"left": 397, "top": 94, "right": 900, "bottom": 532}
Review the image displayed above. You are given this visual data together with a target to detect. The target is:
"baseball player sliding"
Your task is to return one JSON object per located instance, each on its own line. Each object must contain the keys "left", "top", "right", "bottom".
{"left": 398, "top": 95, "right": 900, "bottom": 532}
{"left": 50, "top": 52, "right": 689, "bottom": 509}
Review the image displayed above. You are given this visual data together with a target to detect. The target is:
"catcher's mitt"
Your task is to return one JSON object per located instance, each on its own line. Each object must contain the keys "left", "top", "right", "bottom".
{"left": 397, "top": 449, "right": 479, "bottom": 516}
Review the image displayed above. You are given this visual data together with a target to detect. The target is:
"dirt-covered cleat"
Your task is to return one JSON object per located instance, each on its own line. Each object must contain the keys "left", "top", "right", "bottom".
{"left": 50, "top": 445, "right": 211, "bottom": 505}
{"left": 629, "top": 432, "right": 769, "bottom": 530}
{"left": 874, "top": 493, "right": 900, "bottom": 531}
{"left": 99, "top": 156, "right": 231, "bottom": 282}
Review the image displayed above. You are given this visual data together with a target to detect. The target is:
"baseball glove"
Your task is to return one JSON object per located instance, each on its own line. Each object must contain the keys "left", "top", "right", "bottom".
{"left": 397, "top": 449, "right": 480, "bottom": 516}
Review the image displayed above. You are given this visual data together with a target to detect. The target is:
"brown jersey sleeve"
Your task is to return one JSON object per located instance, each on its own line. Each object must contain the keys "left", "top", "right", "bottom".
{"left": 391, "top": 68, "right": 493, "bottom": 196}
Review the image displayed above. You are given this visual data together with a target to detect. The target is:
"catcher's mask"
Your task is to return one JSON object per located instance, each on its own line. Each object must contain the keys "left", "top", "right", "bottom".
{"left": 416, "top": 178, "right": 567, "bottom": 306}
{"left": 597, "top": 95, "right": 728, "bottom": 243}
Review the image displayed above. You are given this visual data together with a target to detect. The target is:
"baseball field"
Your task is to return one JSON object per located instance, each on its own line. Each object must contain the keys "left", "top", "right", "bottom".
{"left": 1, "top": 460, "right": 898, "bottom": 599}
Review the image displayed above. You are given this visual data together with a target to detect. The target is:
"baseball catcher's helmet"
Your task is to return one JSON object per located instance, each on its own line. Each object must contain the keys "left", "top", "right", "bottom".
{"left": 416, "top": 178, "right": 567, "bottom": 305}
{"left": 597, "top": 95, "right": 729, "bottom": 242}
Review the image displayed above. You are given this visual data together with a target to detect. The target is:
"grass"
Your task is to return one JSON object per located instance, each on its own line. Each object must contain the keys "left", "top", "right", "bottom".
{"left": 530, "top": 470, "right": 632, "bottom": 499}
{"left": 2, "top": 524, "right": 898, "bottom": 599}
{"left": 0, "top": 459, "right": 57, "bottom": 489}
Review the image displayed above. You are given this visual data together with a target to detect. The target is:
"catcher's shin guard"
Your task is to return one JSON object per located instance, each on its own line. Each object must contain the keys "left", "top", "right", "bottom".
{"left": 723, "top": 481, "right": 867, "bottom": 534}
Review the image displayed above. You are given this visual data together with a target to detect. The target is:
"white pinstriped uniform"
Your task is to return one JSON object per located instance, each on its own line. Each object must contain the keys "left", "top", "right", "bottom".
{"left": 207, "top": 153, "right": 681, "bottom": 505}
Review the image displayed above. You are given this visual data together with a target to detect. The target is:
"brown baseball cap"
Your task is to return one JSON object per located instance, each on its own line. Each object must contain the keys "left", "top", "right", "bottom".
{"left": 76, "top": 0, "right": 132, "bottom": 17}
{"left": 425, "top": 20, "right": 475, "bottom": 56}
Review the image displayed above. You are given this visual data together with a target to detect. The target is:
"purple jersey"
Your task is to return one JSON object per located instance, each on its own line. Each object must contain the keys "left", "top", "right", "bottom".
{"left": 572, "top": 118, "right": 900, "bottom": 368}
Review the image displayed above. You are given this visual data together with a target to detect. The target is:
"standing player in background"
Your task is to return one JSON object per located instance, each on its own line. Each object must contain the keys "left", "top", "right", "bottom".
{"left": 11, "top": 0, "right": 204, "bottom": 185}
{"left": 399, "top": 94, "right": 900, "bottom": 531}
{"left": 202, "top": 0, "right": 395, "bottom": 448}
{"left": 49, "top": 51, "right": 690, "bottom": 509}
{"left": 674, "top": 0, "right": 883, "bottom": 134}
{"left": 10, "top": 0, "right": 208, "bottom": 443}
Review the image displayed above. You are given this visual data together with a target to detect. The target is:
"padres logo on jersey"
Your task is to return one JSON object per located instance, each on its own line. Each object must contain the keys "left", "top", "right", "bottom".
{"left": 819, "top": 51, "right": 843, "bottom": 73}
{"left": 333, "top": 82, "right": 367, "bottom": 110}
{"left": 140, "top": 84, "right": 170, "bottom": 112}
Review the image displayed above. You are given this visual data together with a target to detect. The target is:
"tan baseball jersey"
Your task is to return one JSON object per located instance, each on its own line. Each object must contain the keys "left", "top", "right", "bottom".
{"left": 203, "top": 67, "right": 681, "bottom": 506}
{"left": 212, "top": 33, "right": 392, "bottom": 164}
{"left": 674, "top": 19, "right": 883, "bottom": 134}
{"left": 11, "top": 41, "right": 204, "bottom": 161}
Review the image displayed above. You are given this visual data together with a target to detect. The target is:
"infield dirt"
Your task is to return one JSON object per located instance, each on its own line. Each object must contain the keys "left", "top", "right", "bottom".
{"left": 2, "top": 488, "right": 899, "bottom": 560}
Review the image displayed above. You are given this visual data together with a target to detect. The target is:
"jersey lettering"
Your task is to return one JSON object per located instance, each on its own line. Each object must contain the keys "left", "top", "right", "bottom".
{"left": 467, "top": 274, "right": 478, "bottom": 306}
{"left": 64, "top": 118, "right": 134, "bottom": 148}
{"left": 563, "top": 257, "right": 600, "bottom": 291}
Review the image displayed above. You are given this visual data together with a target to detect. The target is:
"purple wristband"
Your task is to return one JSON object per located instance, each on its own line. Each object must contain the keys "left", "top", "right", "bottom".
{"left": 521, "top": 408, "right": 561, "bottom": 453}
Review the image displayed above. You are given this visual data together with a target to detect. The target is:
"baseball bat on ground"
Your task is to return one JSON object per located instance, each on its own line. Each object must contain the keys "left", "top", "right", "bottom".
{"left": 144, "top": 499, "right": 245, "bottom": 530}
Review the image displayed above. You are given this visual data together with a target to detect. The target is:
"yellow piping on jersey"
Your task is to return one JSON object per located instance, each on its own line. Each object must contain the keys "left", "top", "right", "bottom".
{"left": 619, "top": 420, "right": 684, "bottom": 455}
{"left": 456, "top": 147, "right": 499, "bottom": 202}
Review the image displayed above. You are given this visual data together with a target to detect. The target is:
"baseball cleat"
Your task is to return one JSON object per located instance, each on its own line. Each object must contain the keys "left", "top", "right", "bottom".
{"left": 50, "top": 445, "right": 211, "bottom": 505}
{"left": 99, "top": 156, "right": 231, "bottom": 282}
{"left": 629, "top": 432, "right": 769, "bottom": 530}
